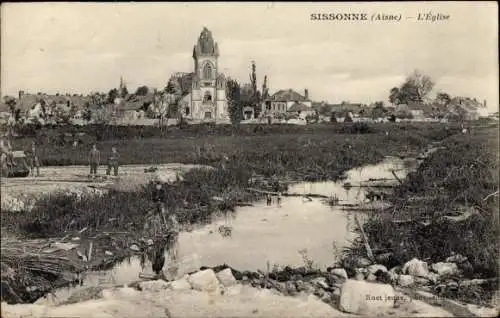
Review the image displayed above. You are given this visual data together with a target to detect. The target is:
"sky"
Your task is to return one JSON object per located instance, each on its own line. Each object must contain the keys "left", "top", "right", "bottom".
{"left": 1, "top": 2, "right": 498, "bottom": 113}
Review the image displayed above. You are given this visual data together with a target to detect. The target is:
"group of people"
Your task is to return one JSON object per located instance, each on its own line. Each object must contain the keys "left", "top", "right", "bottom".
{"left": 266, "top": 192, "right": 282, "bottom": 207}
{"left": 88, "top": 144, "right": 120, "bottom": 179}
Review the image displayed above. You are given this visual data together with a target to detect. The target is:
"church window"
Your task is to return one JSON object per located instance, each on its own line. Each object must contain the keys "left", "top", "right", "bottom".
{"left": 203, "top": 63, "right": 213, "bottom": 79}
{"left": 203, "top": 91, "right": 212, "bottom": 102}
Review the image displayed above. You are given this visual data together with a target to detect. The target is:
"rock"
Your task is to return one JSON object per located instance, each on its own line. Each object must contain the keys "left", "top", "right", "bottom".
{"left": 355, "top": 272, "right": 365, "bottom": 281}
{"left": 311, "top": 277, "right": 329, "bottom": 289}
{"left": 104, "top": 251, "right": 113, "bottom": 256}
{"left": 366, "top": 273, "right": 377, "bottom": 282}
{"left": 445, "top": 254, "right": 468, "bottom": 263}
{"left": 388, "top": 271, "right": 399, "bottom": 283}
{"left": 329, "top": 268, "right": 348, "bottom": 280}
{"left": 431, "top": 262, "right": 459, "bottom": 276}
{"left": 414, "top": 277, "right": 432, "bottom": 286}
{"left": 284, "top": 281, "right": 297, "bottom": 296}
{"left": 295, "top": 280, "right": 315, "bottom": 294}
{"left": 402, "top": 258, "right": 429, "bottom": 277}
{"left": 427, "top": 273, "right": 439, "bottom": 284}
{"left": 187, "top": 269, "right": 220, "bottom": 294}
{"left": 356, "top": 257, "right": 372, "bottom": 267}
{"left": 129, "top": 244, "right": 140, "bottom": 252}
{"left": 367, "top": 264, "right": 388, "bottom": 275}
{"left": 169, "top": 276, "right": 192, "bottom": 291}
{"left": 389, "top": 266, "right": 402, "bottom": 275}
{"left": 398, "top": 275, "right": 414, "bottom": 287}
{"left": 139, "top": 280, "right": 170, "bottom": 292}
{"left": 216, "top": 268, "right": 237, "bottom": 287}
{"left": 339, "top": 280, "right": 395, "bottom": 315}
{"left": 466, "top": 304, "right": 499, "bottom": 318}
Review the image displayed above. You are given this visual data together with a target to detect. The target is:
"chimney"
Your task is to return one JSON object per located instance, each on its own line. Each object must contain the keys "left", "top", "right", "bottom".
{"left": 19, "top": 90, "right": 25, "bottom": 100}
{"left": 304, "top": 89, "right": 309, "bottom": 100}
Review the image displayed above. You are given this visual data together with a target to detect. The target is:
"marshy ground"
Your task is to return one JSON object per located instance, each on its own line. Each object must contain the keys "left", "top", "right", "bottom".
{"left": 1, "top": 121, "right": 498, "bottom": 314}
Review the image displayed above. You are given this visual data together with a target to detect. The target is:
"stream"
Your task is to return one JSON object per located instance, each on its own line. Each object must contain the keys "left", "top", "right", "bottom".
{"left": 46, "top": 156, "right": 419, "bottom": 303}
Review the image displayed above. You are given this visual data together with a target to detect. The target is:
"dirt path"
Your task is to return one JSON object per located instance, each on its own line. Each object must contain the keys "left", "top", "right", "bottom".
{"left": 1, "top": 163, "right": 209, "bottom": 211}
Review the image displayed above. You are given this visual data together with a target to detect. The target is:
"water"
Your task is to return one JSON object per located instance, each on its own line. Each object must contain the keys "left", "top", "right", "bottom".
{"left": 48, "top": 157, "right": 415, "bottom": 303}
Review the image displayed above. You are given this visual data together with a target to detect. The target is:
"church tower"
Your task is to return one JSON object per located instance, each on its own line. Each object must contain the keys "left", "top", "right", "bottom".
{"left": 190, "top": 27, "right": 228, "bottom": 122}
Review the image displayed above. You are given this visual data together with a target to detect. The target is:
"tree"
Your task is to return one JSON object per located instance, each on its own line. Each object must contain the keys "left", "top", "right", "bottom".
{"left": 82, "top": 103, "right": 92, "bottom": 122}
{"left": 120, "top": 85, "right": 128, "bottom": 97}
{"left": 389, "top": 87, "right": 400, "bottom": 105}
{"left": 107, "top": 88, "right": 119, "bottom": 104}
{"left": 436, "top": 92, "right": 451, "bottom": 106}
{"left": 165, "top": 77, "right": 182, "bottom": 97}
{"left": 149, "top": 90, "right": 173, "bottom": 131}
{"left": 226, "top": 78, "right": 243, "bottom": 124}
{"left": 389, "top": 70, "right": 435, "bottom": 105}
{"left": 135, "top": 86, "right": 149, "bottom": 96}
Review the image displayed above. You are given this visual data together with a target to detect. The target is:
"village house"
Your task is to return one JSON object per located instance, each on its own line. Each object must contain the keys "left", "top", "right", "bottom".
{"left": 261, "top": 88, "right": 313, "bottom": 118}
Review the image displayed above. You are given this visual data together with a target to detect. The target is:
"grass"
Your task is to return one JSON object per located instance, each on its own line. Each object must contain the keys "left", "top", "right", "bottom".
{"left": 343, "top": 125, "right": 499, "bottom": 306}
{"left": 11, "top": 122, "right": 461, "bottom": 181}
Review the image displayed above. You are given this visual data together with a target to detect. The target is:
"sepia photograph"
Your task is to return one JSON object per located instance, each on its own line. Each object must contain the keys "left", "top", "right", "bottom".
{"left": 0, "top": 2, "right": 499, "bottom": 317}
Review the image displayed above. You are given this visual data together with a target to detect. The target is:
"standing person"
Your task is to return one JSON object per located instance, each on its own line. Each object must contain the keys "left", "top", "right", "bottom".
{"left": 30, "top": 141, "right": 41, "bottom": 177}
{"left": 144, "top": 176, "right": 180, "bottom": 279}
{"left": 106, "top": 146, "right": 120, "bottom": 177}
{"left": 277, "top": 192, "right": 282, "bottom": 207}
{"left": 88, "top": 144, "right": 100, "bottom": 179}
{"left": 266, "top": 193, "right": 272, "bottom": 206}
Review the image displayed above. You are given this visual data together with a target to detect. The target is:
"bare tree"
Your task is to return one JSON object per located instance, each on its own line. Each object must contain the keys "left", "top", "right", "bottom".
{"left": 405, "top": 70, "right": 435, "bottom": 102}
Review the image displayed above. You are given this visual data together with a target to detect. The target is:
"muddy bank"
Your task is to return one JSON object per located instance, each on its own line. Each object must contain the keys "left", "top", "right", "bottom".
{"left": 2, "top": 266, "right": 471, "bottom": 318}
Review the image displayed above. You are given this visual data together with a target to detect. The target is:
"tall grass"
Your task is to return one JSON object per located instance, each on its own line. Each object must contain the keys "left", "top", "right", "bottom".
{"left": 346, "top": 127, "right": 499, "bottom": 278}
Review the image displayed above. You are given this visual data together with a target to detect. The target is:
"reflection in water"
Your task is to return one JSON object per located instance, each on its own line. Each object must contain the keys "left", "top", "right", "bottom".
{"left": 50, "top": 157, "right": 413, "bottom": 303}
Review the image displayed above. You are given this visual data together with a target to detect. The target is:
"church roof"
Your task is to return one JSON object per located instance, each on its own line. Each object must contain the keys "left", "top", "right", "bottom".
{"left": 194, "top": 27, "right": 219, "bottom": 56}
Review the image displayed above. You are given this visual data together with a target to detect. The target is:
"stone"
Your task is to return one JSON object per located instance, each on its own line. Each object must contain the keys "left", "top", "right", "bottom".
{"left": 389, "top": 266, "right": 402, "bottom": 275}
{"left": 295, "top": 280, "right": 315, "bottom": 294}
{"left": 139, "top": 280, "right": 170, "bottom": 292}
{"left": 402, "top": 258, "right": 429, "bottom": 278}
{"left": 466, "top": 304, "right": 499, "bottom": 318}
{"left": 329, "top": 268, "right": 348, "bottom": 280}
{"left": 366, "top": 273, "right": 377, "bottom": 282}
{"left": 339, "top": 280, "right": 395, "bottom": 315}
{"left": 445, "top": 254, "right": 468, "bottom": 263}
{"left": 388, "top": 271, "right": 399, "bottom": 283}
{"left": 311, "top": 277, "right": 329, "bottom": 289}
{"left": 356, "top": 257, "right": 372, "bottom": 267}
{"left": 431, "top": 262, "right": 459, "bottom": 276}
{"left": 398, "top": 275, "right": 414, "bottom": 287}
{"left": 284, "top": 281, "right": 297, "bottom": 295}
{"left": 187, "top": 269, "right": 220, "bottom": 294}
{"left": 427, "top": 273, "right": 439, "bottom": 284}
{"left": 367, "top": 264, "right": 388, "bottom": 275}
{"left": 104, "top": 251, "right": 113, "bottom": 256}
{"left": 216, "top": 268, "right": 237, "bottom": 287}
{"left": 169, "top": 276, "right": 192, "bottom": 291}
{"left": 129, "top": 244, "right": 140, "bottom": 252}
{"left": 355, "top": 272, "right": 365, "bottom": 281}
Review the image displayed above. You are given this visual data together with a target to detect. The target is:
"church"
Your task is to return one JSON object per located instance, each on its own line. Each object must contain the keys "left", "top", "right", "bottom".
{"left": 179, "top": 27, "right": 229, "bottom": 122}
